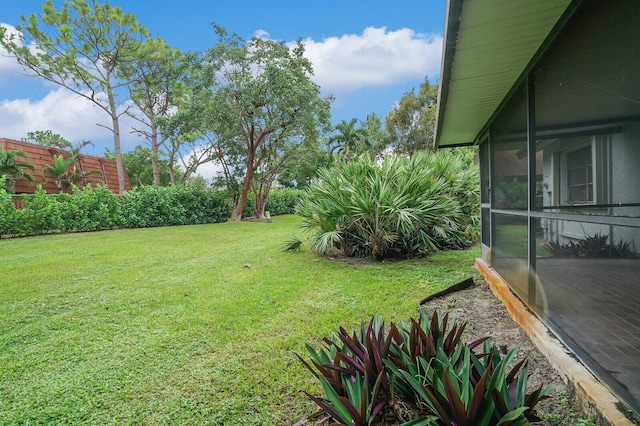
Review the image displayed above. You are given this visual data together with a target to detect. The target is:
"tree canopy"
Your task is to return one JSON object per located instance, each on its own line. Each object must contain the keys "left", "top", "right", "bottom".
{"left": 189, "top": 26, "right": 331, "bottom": 220}
{"left": 385, "top": 77, "right": 438, "bottom": 156}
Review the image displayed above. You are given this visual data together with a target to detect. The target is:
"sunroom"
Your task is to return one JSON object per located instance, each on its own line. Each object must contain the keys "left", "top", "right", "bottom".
{"left": 435, "top": 0, "right": 640, "bottom": 419}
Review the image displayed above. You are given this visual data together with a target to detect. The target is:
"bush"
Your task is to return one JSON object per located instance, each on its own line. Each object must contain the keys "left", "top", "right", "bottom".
{"left": 120, "top": 185, "right": 232, "bottom": 228}
{"left": 265, "top": 188, "right": 304, "bottom": 215}
{"left": 58, "top": 185, "right": 123, "bottom": 232}
{"left": 0, "top": 177, "right": 18, "bottom": 238}
{"left": 17, "top": 186, "right": 63, "bottom": 236}
{"left": 241, "top": 188, "right": 305, "bottom": 218}
{"left": 288, "top": 152, "right": 479, "bottom": 260}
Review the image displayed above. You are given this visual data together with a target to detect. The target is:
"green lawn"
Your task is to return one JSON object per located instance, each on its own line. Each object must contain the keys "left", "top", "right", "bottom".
{"left": 0, "top": 215, "right": 480, "bottom": 425}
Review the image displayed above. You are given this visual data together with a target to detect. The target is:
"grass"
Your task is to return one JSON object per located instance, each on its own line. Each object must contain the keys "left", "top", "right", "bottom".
{"left": 0, "top": 215, "right": 480, "bottom": 425}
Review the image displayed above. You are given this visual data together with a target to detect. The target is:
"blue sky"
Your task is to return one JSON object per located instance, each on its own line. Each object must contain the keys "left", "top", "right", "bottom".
{"left": 1, "top": 1, "right": 445, "bottom": 165}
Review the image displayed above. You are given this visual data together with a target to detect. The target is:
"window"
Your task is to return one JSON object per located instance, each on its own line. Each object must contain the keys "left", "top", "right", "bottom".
{"left": 566, "top": 145, "right": 593, "bottom": 203}
{"left": 552, "top": 135, "right": 609, "bottom": 207}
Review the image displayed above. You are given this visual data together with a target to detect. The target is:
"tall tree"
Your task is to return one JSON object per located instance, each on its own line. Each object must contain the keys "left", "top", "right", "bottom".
{"left": 359, "top": 113, "right": 388, "bottom": 160}
{"left": 385, "top": 77, "right": 438, "bottom": 156}
{"left": 197, "top": 26, "right": 331, "bottom": 221}
{"left": 0, "top": 0, "right": 151, "bottom": 193}
{"left": 123, "top": 41, "right": 192, "bottom": 185}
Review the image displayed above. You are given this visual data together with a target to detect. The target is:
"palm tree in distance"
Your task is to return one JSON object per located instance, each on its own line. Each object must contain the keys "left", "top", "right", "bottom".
{"left": 0, "top": 149, "right": 36, "bottom": 193}
{"left": 327, "top": 118, "right": 369, "bottom": 160}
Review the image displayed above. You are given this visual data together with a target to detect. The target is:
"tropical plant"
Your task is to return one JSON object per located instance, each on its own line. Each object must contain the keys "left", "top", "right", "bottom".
{"left": 394, "top": 342, "right": 552, "bottom": 426}
{"left": 385, "top": 311, "right": 549, "bottom": 425}
{"left": 287, "top": 151, "right": 478, "bottom": 260}
{"left": 328, "top": 118, "right": 369, "bottom": 161}
{"left": 300, "top": 311, "right": 552, "bottom": 426}
{"left": 544, "top": 233, "right": 637, "bottom": 259}
{"left": 42, "top": 154, "right": 103, "bottom": 192}
{"left": 297, "top": 316, "right": 397, "bottom": 425}
{"left": 0, "top": 148, "right": 36, "bottom": 193}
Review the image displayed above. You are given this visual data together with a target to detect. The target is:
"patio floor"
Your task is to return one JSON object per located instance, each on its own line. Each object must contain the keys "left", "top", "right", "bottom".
{"left": 535, "top": 258, "right": 640, "bottom": 414}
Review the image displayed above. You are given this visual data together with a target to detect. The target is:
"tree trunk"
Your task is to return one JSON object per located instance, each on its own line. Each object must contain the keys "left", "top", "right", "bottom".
{"left": 253, "top": 180, "right": 272, "bottom": 219}
{"left": 230, "top": 148, "right": 255, "bottom": 221}
{"left": 151, "top": 126, "right": 161, "bottom": 185}
{"left": 167, "top": 153, "right": 176, "bottom": 185}
{"left": 111, "top": 110, "right": 126, "bottom": 194}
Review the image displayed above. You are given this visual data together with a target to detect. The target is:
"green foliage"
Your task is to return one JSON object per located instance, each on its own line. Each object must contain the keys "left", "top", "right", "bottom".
{"left": 265, "top": 189, "right": 305, "bottom": 216}
{"left": 0, "top": 185, "right": 232, "bottom": 238}
{"left": 195, "top": 25, "right": 332, "bottom": 220}
{"left": 385, "top": 77, "right": 438, "bottom": 156}
{"left": 26, "top": 130, "right": 72, "bottom": 150}
{"left": 278, "top": 144, "right": 332, "bottom": 189}
{"left": 119, "top": 185, "right": 231, "bottom": 228}
{"left": 291, "top": 151, "right": 479, "bottom": 259}
{"left": 15, "top": 186, "right": 63, "bottom": 236}
{"left": 241, "top": 188, "right": 305, "bottom": 218}
{"left": 57, "top": 185, "right": 123, "bottom": 232}
{"left": 328, "top": 118, "right": 369, "bottom": 161}
{"left": 0, "top": 177, "right": 18, "bottom": 237}
{"left": 494, "top": 177, "right": 528, "bottom": 209}
{"left": 0, "top": 148, "right": 36, "bottom": 193}
{"left": 115, "top": 145, "right": 178, "bottom": 186}
{"left": 298, "top": 316, "right": 393, "bottom": 425}
{"left": 301, "top": 310, "right": 551, "bottom": 426}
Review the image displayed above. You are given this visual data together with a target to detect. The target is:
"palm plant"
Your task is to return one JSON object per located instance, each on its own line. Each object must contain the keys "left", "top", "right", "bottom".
{"left": 0, "top": 148, "right": 36, "bottom": 193}
{"left": 42, "top": 154, "right": 102, "bottom": 192}
{"left": 328, "top": 118, "right": 369, "bottom": 160}
{"left": 41, "top": 140, "right": 103, "bottom": 192}
{"left": 289, "top": 151, "right": 477, "bottom": 260}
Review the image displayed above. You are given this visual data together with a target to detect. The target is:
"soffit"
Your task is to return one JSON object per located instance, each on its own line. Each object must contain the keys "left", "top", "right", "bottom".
{"left": 434, "top": 0, "right": 574, "bottom": 147}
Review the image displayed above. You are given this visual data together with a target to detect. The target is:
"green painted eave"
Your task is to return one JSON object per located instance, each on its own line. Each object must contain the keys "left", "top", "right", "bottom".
{"left": 434, "top": 0, "right": 577, "bottom": 147}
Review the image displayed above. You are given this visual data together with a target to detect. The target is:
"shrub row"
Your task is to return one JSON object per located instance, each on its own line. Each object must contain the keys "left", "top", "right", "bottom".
{"left": 0, "top": 183, "right": 232, "bottom": 238}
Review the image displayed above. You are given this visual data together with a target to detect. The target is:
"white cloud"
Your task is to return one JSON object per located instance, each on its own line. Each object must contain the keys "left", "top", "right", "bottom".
{"left": 0, "top": 87, "right": 139, "bottom": 149}
{"left": 252, "top": 29, "right": 270, "bottom": 40}
{"left": 193, "top": 160, "right": 224, "bottom": 183}
{"left": 299, "top": 26, "right": 442, "bottom": 93}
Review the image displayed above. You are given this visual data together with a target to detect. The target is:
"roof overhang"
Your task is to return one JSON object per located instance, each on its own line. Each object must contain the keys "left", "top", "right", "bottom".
{"left": 434, "top": 0, "right": 580, "bottom": 148}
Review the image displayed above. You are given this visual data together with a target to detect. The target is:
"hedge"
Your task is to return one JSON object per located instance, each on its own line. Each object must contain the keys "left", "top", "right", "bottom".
{"left": 0, "top": 184, "right": 232, "bottom": 238}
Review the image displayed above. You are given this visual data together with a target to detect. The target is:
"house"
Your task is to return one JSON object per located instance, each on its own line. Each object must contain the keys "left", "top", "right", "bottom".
{"left": 435, "top": 0, "right": 640, "bottom": 422}
{"left": 1, "top": 138, "right": 131, "bottom": 195}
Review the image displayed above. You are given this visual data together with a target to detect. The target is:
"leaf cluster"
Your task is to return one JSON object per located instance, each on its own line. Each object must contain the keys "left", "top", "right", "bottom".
{"left": 300, "top": 310, "right": 552, "bottom": 426}
{"left": 0, "top": 149, "right": 36, "bottom": 193}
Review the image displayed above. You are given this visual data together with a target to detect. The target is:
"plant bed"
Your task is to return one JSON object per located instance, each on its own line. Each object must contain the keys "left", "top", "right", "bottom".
{"left": 299, "top": 280, "right": 595, "bottom": 425}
